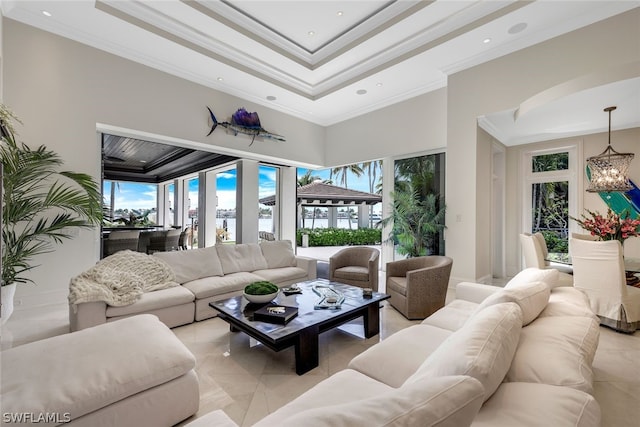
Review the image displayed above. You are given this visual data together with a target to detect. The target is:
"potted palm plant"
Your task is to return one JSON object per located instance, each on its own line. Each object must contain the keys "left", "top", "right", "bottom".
{"left": 1, "top": 104, "right": 102, "bottom": 323}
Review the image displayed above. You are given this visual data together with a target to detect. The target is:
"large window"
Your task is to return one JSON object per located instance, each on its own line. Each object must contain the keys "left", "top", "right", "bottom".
{"left": 259, "top": 165, "right": 279, "bottom": 239}
{"left": 103, "top": 180, "right": 157, "bottom": 226}
{"left": 524, "top": 147, "right": 577, "bottom": 254}
{"left": 216, "top": 167, "right": 236, "bottom": 243}
{"left": 392, "top": 153, "right": 446, "bottom": 258}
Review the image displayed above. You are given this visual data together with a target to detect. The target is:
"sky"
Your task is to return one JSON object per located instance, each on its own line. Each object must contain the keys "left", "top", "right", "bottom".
{"left": 105, "top": 165, "right": 378, "bottom": 211}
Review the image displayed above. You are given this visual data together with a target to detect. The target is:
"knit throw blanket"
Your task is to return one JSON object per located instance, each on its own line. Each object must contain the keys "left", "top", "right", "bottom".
{"left": 69, "top": 250, "right": 177, "bottom": 307}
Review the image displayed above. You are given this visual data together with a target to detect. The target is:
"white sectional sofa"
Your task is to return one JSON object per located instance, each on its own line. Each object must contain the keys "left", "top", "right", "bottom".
{"left": 195, "top": 268, "right": 602, "bottom": 427}
{"left": 69, "top": 240, "right": 316, "bottom": 331}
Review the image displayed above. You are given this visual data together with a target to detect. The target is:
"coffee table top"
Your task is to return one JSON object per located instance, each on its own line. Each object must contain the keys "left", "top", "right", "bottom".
{"left": 209, "top": 278, "right": 389, "bottom": 342}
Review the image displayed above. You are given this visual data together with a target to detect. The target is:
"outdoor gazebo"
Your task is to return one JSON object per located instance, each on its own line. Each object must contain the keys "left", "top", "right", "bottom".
{"left": 259, "top": 181, "right": 382, "bottom": 229}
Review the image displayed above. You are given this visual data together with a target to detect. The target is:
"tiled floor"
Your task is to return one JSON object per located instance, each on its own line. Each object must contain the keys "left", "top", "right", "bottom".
{"left": 2, "top": 275, "right": 639, "bottom": 426}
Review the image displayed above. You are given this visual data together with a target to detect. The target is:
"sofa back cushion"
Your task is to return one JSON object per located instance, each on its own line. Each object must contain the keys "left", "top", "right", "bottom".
{"left": 278, "top": 375, "right": 485, "bottom": 427}
{"left": 405, "top": 302, "right": 522, "bottom": 402}
{"left": 505, "top": 315, "right": 599, "bottom": 394}
{"left": 216, "top": 243, "right": 268, "bottom": 274}
{"left": 506, "top": 267, "right": 558, "bottom": 289}
{"left": 153, "top": 246, "right": 223, "bottom": 283}
{"left": 475, "top": 281, "right": 550, "bottom": 326}
{"left": 260, "top": 240, "right": 296, "bottom": 269}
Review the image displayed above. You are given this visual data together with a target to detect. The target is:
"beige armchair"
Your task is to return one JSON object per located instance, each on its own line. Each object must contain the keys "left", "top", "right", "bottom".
{"left": 570, "top": 238, "right": 640, "bottom": 333}
{"left": 386, "top": 256, "right": 453, "bottom": 319}
{"left": 329, "top": 247, "right": 380, "bottom": 291}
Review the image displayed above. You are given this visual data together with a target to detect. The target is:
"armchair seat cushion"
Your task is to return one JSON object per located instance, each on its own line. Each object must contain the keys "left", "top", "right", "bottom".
{"left": 387, "top": 276, "right": 407, "bottom": 296}
{"left": 333, "top": 265, "right": 370, "bottom": 282}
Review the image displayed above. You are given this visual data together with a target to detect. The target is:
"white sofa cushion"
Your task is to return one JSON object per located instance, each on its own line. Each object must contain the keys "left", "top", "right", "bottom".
{"left": 472, "top": 382, "right": 601, "bottom": 427}
{"left": 538, "top": 287, "right": 597, "bottom": 319}
{"left": 154, "top": 246, "right": 223, "bottom": 283}
{"left": 0, "top": 315, "right": 195, "bottom": 421}
{"left": 278, "top": 375, "right": 485, "bottom": 427}
{"left": 475, "top": 281, "right": 550, "bottom": 326}
{"left": 106, "top": 285, "right": 194, "bottom": 317}
{"left": 406, "top": 302, "right": 522, "bottom": 402}
{"left": 505, "top": 315, "right": 600, "bottom": 394}
{"left": 348, "top": 324, "right": 453, "bottom": 387}
{"left": 253, "top": 369, "right": 394, "bottom": 426}
{"left": 260, "top": 240, "right": 296, "bottom": 268}
{"left": 183, "top": 272, "right": 264, "bottom": 299}
{"left": 253, "top": 266, "right": 309, "bottom": 284}
{"left": 421, "top": 299, "right": 479, "bottom": 331}
{"left": 505, "top": 268, "right": 558, "bottom": 289}
{"left": 216, "top": 243, "right": 268, "bottom": 274}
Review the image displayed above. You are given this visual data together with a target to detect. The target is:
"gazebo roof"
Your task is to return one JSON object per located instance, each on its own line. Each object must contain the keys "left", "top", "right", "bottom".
{"left": 259, "top": 181, "right": 382, "bottom": 206}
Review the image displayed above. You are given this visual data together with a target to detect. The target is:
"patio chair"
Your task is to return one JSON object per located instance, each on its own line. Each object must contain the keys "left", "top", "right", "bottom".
{"left": 102, "top": 230, "right": 140, "bottom": 258}
{"left": 146, "top": 229, "right": 182, "bottom": 254}
{"left": 386, "top": 256, "right": 452, "bottom": 319}
{"left": 329, "top": 247, "right": 379, "bottom": 291}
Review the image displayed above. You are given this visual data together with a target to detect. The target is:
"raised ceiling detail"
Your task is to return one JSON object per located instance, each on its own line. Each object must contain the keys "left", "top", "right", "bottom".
{"left": 4, "top": 1, "right": 638, "bottom": 138}
{"left": 102, "top": 134, "right": 238, "bottom": 183}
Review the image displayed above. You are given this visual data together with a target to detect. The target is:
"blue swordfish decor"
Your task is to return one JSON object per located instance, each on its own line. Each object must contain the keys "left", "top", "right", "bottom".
{"left": 206, "top": 107, "right": 286, "bottom": 145}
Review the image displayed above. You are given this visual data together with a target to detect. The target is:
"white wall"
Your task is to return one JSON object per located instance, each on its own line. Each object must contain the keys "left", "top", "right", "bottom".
{"left": 325, "top": 88, "right": 447, "bottom": 166}
{"left": 446, "top": 8, "right": 640, "bottom": 282}
{"left": 2, "top": 19, "right": 328, "bottom": 306}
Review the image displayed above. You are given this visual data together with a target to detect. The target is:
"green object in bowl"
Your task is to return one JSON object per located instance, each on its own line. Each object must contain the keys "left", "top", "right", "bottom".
{"left": 244, "top": 281, "right": 278, "bottom": 295}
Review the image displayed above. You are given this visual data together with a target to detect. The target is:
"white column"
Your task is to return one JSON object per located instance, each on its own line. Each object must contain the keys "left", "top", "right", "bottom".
{"left": 358, "top": 204, "right": 368, "bottom": 228}
{"left": 280, "top": 166, "right": 298, "bottom": 244}
{"left": 236, "top": 160, "right": 259, "bottom": 243}
{"left": 381, "top": 157, "right": 395, "bottom": 270}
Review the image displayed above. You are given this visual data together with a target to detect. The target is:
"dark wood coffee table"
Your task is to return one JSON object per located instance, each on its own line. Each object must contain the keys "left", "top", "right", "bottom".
{"left": 209, "top": 279, "right": 390, "bottom": 375}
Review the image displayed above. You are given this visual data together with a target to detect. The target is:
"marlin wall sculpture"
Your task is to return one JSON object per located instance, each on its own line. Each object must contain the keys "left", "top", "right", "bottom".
{"left": 206, "top": 107, "right": 286, "bottom": 145}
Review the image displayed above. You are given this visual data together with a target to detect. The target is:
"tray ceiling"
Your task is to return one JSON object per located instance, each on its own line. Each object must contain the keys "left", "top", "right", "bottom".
{"left": 3, "top": 0, "right": 639, "bottom": 145}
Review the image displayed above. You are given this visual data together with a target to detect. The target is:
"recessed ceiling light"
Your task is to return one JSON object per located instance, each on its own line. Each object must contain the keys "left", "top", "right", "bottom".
{"left": 42, "top": 10, "right": 52, "bottom": 17}
{"left": 308, "top": 31, "right": 315, "bottom": 37}
{"left": 217, "top": 77, "right": 223, "bottom": 81}
{"left": 337, "top": 11, "right": 343, "bottom": 16}
{"left": 483, "top": 38, "right": 492, "bottom": 44}
{"left": 376, "top": 82, "right": 383, "bottom": 87}
{"left": 508, "top": 22, "right": 528, "bottom": 34}
{"left": 356, "top": 89, "right": 367, "bottom": 95}
{"left": 266, "top": 95, "right": 276, "bottom": 101}
{"left": 140, "top": 160, "right": 147, "bottom": 163}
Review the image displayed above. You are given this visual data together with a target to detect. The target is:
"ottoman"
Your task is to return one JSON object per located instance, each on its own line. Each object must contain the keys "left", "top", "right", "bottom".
{"left": 0, "top": 314, "right": 199, "bottom": 426}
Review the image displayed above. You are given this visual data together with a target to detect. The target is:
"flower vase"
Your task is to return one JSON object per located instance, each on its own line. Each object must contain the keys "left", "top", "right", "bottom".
{"left": 1, "top": 282, "right": 17, "bottom": 324}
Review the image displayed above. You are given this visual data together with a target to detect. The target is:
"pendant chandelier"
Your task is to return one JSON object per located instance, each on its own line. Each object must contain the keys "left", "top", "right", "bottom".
{"left": 586, "top": 106, "right": 634, "bottom": 193}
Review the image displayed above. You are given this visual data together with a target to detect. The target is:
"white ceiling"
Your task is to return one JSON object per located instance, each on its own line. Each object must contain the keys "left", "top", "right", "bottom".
{"left": 2, "top": 0, "right": 639, "bottom": 145}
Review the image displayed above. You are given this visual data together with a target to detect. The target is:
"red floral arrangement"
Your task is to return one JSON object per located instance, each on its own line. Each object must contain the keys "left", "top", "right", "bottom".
{"left": 572, "top": 208, "right": 640, "bottom": 243}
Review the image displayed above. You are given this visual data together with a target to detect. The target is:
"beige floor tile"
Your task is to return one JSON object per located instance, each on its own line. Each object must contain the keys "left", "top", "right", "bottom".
{"left": 593, "top": 380, "right": 640, "bottom": 427}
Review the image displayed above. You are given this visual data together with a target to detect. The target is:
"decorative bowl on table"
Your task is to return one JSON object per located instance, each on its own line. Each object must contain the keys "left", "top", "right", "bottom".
{"left": 243, "top": 281, "right": 279, "bottom": 304}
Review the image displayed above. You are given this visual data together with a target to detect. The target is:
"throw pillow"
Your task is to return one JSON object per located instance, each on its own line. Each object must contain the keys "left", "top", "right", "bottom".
{"left": 279, "top": 376, "right": 485, "bottom": 427}
{"left": 259, "top": 240, "right": 296, "bottom": 268}
{"left": 475, "top": 281, "right": 550, "bottom": 326}
{"left": 405, "top": 302, "right": 522, "bottom": 403}
{"left": 506, "top": 267, "right": 558, "bottom": 289}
